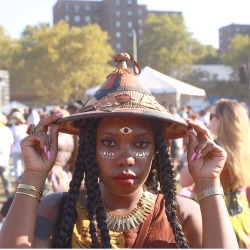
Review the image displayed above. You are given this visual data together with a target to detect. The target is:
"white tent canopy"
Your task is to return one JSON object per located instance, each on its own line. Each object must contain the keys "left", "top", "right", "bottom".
{"left": 137, "top": 66, "right": 206, "bottom": 108}
{"left": 85, "top": 66, "right": 206, "bottom": 109}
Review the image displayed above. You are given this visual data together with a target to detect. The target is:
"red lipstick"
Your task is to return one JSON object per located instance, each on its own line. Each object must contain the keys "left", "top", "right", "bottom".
{"left": 113, "top": 173, "right": 137, "bottom": 186}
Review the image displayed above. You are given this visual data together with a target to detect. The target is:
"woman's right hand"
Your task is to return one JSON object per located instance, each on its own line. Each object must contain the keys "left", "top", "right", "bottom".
{"left": 20, "top": 113, "right": 63, "bottom": 177}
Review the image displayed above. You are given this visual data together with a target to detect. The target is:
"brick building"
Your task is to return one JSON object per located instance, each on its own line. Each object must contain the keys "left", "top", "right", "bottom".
{"left": 53, "top": 0, "right": 181, "bottom": 54}
{"left": 219, "top": 23, "right": 250, "bottom": 52}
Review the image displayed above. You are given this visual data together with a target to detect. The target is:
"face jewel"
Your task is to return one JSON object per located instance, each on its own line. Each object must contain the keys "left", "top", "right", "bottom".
{"left": 119, "top": 127, "right": 132, "bottom": 135}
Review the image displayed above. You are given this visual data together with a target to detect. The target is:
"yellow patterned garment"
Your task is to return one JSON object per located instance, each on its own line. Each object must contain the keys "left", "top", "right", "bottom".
{"left": 224, "top": 190, "right": 250, "bottom": 248}
{"left": 71, "top": 194, "right": 177, "bottom": 248}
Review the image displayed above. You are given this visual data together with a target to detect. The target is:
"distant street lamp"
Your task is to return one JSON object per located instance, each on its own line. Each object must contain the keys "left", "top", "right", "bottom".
{"left": 132, "top": 29, "right": 137, "bottom": 62}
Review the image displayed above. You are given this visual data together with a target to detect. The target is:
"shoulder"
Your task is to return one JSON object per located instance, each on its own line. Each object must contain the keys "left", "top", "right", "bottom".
{"left": 33, "top": 192, "right": 67, "bottom": 248}
{"left": 176, "top": 195, "right": 202, "bottom": 248}
{"left": 37, "top": 192, "right": 66, "bottom": 223}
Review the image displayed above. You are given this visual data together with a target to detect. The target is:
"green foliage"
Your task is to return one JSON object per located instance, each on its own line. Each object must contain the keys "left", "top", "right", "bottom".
{"left": 0, "top": 26, "right": 20, "bottom": 70}
{"left": 221, "top": 34, "right": 250, "bottom": 71}
{"left": 138, "top": 14, "right": 218, "bottom": 78}
{"left": 10, "top": 21, "right": 114, "bottom": 106}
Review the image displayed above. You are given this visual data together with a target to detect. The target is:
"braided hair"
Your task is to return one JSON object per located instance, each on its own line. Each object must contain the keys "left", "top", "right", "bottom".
{"left": 54, "top": 118, "right": 188, "bottom": 248}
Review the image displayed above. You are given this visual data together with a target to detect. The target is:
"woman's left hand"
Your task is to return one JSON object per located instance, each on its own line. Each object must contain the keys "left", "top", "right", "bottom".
{"left": 185, "top": 119, "right": 227, "bottom": 181}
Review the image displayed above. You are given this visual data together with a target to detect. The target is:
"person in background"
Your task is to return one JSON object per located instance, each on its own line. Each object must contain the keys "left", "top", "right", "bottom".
{"left": 9, "top": 111, "right": 28, "bottom": 185}
{"left": 0, "top": 113, "right": 14, "bottom": 198}
{"left": 0, "top": 53, "right": 238, "bottom": 248}
{"left": 179, "top": 98, "right": 250, "bottom": 248}
{"left": 47, "top": 107, "right": 74, "bottom": 193}
{"left": 26, "top": 107, "right": 40, "bottom": 126}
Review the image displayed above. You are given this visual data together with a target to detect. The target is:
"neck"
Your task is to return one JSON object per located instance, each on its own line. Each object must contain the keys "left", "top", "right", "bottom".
{"left": 100, "top": 183, "right": 144, "bottom": 212}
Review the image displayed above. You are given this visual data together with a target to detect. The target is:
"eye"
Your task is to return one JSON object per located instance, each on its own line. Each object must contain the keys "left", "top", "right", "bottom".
{"left": 135, "top": 140, "right": 150, "bottom": 148}
{"left": 101, "top": 139, "right": 116, "bottom": 146}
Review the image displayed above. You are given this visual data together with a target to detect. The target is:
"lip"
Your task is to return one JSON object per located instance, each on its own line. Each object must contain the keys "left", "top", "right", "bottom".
{"left": 113, "top": 173, "right": 137, "bottom": 186}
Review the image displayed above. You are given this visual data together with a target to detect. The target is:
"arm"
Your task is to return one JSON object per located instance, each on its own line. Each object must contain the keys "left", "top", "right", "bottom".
{"left": 0, "top": 114, "right": 63, "bottom": 248}
{"left": 186, "top": 119, "right": 238, "bottom": 248}
{"left": 179, "top": 162, "right": 194, "bottom": 188}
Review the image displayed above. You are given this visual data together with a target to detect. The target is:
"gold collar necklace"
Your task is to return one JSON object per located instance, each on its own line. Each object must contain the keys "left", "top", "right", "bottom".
{"left": 105, "top": 190, "right": 155, "bottom": 231}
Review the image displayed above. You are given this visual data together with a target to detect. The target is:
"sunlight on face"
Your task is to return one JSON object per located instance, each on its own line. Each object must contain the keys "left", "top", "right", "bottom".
{"left": 95, "top": 116, "right": 155, "bottom": 193}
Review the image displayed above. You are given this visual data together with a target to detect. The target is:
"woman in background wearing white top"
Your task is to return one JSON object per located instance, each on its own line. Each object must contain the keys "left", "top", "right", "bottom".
{"left": 9, "top": 111, "right": 28, "bottom": 184}
{"left": 0, "top": 113, "right": 14, "bottom": 197}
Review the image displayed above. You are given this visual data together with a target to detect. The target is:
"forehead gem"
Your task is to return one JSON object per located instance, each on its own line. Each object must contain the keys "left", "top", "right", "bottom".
{"left": 120, "top": 127, "right": 132, "bottom": 135}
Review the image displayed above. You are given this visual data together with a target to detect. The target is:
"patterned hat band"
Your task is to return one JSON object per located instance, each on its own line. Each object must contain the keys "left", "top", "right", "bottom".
{"left": 80, "top": 90, "right": 167, "bottom": 113}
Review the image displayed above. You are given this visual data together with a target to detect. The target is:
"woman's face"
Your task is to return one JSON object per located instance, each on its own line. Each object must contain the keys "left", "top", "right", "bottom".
{"left": 96, "top": 116, "right": 155, "bottom": 195}
{"left": 209, "top": 106, "right": 220, "bottom": 137}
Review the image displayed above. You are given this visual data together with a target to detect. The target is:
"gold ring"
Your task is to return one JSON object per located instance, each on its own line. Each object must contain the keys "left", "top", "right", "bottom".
{"left": 26, "top": 124, "right": 36, "bottom": 135}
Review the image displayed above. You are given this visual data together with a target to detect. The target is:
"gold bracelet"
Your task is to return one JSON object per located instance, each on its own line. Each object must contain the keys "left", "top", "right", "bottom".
{"left": 196, "top": 187, "right": 224, "bottom": 202}
{"left": 16, "top": 191, "right": 41, "bottom": 202}
{"left": 17, "top": 184, "right": 43, "bottom": 196}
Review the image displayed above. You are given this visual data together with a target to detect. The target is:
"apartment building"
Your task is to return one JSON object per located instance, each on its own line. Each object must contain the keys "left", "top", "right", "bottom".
{"left": 219, "top": 23, "right": 250, "bottom": 52}
{"left": 53, "top": 0, "right": 181, "bottom": 54}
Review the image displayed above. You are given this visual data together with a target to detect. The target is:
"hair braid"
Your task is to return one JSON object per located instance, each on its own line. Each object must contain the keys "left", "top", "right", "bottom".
{"left": 84, "top": 119, "right": 112, "bottom": 248}
{"left": 153, "top": 121, "right": 189, "bottom": 248}
{"left": 144, "top": 153, "right": 159, "bottom": 192}
{"left": 54, "top": 122, "right": 87, "bottom": 248}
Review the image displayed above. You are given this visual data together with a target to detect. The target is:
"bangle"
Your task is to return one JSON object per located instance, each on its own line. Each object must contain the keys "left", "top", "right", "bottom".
{"left": 196, "top": 187, "right": 224, "bottom": 202}
{"left": 17, "top": 184, "right": 43, "bottom": 196}
{"left": 16, "top": 191, "right": 41, "bottom": 202}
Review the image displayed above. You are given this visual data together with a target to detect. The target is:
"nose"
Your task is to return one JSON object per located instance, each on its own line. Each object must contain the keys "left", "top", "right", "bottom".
{"left": 118, "top": 155, "right": 135, "bottom": 167}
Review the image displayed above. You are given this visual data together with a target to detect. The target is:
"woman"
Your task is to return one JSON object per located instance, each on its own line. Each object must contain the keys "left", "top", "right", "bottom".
{"left": 210, "top": 98, "right": 250, "bottom": 248}
{"left": 179, "top": 98, "right": 250, "bottom": 248}
{"left": 0, "top": 53, "right": 238, "bottom": 248}
{"left": 9, "top": 111, "right": 28, "bottom": 183}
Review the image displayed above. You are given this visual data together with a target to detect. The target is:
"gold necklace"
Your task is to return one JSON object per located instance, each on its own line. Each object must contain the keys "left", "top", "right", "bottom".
{"left": 105, "top": 190, "right": 155, "bottom": 231}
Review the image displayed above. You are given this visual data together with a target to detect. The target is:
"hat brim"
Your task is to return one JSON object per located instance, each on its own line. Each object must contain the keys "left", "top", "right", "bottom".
{"left": 56, "top": 109, "right": 190, "bottom": 140}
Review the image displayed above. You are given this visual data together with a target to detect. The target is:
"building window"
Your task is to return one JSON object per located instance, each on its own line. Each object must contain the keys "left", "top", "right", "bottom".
{"left": 128, "top": 22, "right": 133, "bottom": 29}
{"left": 74, "top": 5, "right": 80, "bottom": 12}
{"left": 138, "top": 9, "right": 142, "bottom": 16}
{"left": 64, "top": 15, "right": 70, "bottom": 22}
{"left": 85, "top": 16, "right": 91, "bottom": 23}
{"left": 138, "top": 19, "right": 143, "bottom": 26}
{"left": 64, "top": 4, "right": 70, "bottom": 12}
{"left": 115, "top": 0, "right": 120, "bottom": 6}
{"left": 85, "top": 5, "right": 91, "bottom": 11}
{"left": 116, "top": 43, "right": 121, "bottom": 50}
{"left": 116, "top": 10, "right": 121, "bottom": 17}
{"left": 74, "top": 15, "right": 81, "bottom": 23}
{"left": 116, "top": 21, "right": 121, "bottom": 28}
{"left": 138, "top": 29, "right": 143, "bottom": 35}
{"left": 116, "top": 32, "right": 121, "bottom": 39}
{"left": 127, "top": 0, "right": 132, "bottom": 5}
{"left": 127, "top": 10, "right": 132, "bottom": 17}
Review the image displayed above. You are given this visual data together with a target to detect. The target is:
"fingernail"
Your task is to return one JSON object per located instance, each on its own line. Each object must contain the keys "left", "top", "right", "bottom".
{"left": 55, "top": 112, "right": 63, "bottom": 117}
{"left": 191, "top": 152, "right": 196, "bottom": 161}
{"left": 196, "top": 152, "right": 202, "bottom": 160}
{"left": 186, "top": 118, "right": 191, "bottom": 122}
{"left": 47, "top": 150, "right": 51, "bottom": 160}
{"left": 44, "top": 145, "right": 47, "bottom": 154}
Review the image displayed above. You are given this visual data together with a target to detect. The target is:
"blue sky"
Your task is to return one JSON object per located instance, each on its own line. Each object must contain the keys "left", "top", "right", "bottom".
{"left": 0, "top": 0, "right": 249, "bottom": 49}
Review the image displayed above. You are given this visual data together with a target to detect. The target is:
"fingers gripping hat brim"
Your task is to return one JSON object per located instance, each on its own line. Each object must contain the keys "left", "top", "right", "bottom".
{"left": 56, "top": 53, "right": 191, "bottom": 140}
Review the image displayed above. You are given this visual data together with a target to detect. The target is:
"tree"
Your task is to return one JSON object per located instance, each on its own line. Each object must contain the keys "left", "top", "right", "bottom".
{"left": 221, "top": 34, "right": 250, "bottom": 72}
{"left": 0, "top": 26, "right": 20, "bottom": 70}
{"left": 138, "top": 14, "right": 218, "bottom": 78}
{"left": 11, "top": 21, "right": 114, "bottom": 106}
